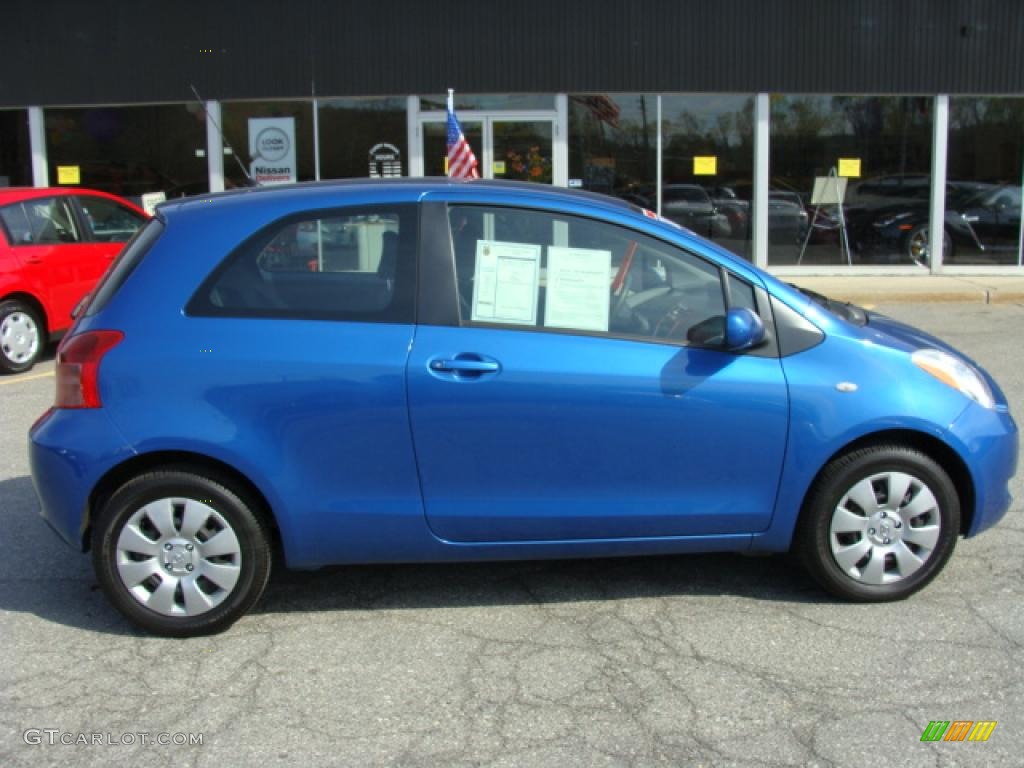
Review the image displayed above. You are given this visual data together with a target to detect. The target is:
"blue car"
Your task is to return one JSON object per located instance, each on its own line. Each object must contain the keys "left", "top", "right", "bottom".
{"left": 29, "top": 179, "right": 1017, "bottom": 636}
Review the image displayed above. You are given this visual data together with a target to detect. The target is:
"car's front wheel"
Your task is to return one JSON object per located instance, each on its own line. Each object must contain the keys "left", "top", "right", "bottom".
{"left": 92, "top": 468, "right": 272, "bottom": 636}
{"left": 797, "top": 445, "right": 959, "bottom": 602}
{"left": 905, "top": 224, "right": 953, "bottom": 266}
{"left": 0, "top": 299, "right": 45, "bottom": 374}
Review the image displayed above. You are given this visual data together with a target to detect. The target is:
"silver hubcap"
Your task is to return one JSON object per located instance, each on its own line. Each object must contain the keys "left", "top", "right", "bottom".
{"left": 1, "top": 311, "right": 40, "bottom": 364}
{"left": 829, "top": 471, "right": 942, "bottom": 585}
{"left": 909, "top": 229, "right": 930, "bottom": 260}
{"left": 115, "top": 498, "right": 242, "bottom": 617}
{"left": 908, "top": 228, "right": 950, "bottom": 265}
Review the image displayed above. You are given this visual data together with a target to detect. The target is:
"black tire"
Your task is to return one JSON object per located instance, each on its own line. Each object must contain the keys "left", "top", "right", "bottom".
{"left": 92, "top": 468, "right": 272, "bottom": 636}
{"left": 796, "top": 445, "right": 959, "bottom": 602}
{"left": 0, "top": 299, "right": 45, "bottom": 374}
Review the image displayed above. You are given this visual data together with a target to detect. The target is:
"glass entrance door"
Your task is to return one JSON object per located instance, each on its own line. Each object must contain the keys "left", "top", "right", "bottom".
{"left": 422, "top": 121, "right": 483, "bottom": 177}
{"left": 419, "top": 114, "right": 558, "bottom": 184}
{"left": 491, "top": 120, "right": 554, "bottom": 183}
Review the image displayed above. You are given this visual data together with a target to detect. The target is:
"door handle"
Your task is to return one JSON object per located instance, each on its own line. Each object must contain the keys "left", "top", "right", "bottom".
{"left": 427, "top": 354, "right": 501, "bottom": 380}
{"left": 430, "top": 359, "right": 499, "bottom": 373}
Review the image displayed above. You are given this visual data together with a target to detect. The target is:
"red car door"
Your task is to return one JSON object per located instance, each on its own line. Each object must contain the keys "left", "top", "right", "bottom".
{"left": 2, "top": 196, "right": 92, "bottom": 332}
{"left": 73, "top": 194, "right": 148, "bottom": 286}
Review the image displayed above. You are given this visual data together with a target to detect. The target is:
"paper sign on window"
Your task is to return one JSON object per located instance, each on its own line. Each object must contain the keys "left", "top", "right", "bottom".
{"left": 838, "top": 158, "right": 861, "bottom": 178}
{"left": 693, "top": 156, "right": 717, "bottom": 176}
{"left": 471, "top": 240, "right": 541, "bottom": 326}
{"left": 57, "top": 166, "right": 81, "bottom": 184}
{"left": 544, "top": 246, "right": 612, "bottom": 332}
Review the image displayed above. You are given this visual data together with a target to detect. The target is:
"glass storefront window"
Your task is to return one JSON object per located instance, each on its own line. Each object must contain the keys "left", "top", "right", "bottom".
{"left": 661, "top": 94, "right": 755, "bottom": 259}
{"left": 44, "top": 104, "right": 208, "bottom": 203}
{"left": 318, "top": 97, "right": 408, "bottom": 179}
{"left": 769, "top": 95, "right": 933, "bottom": 266}
{"left": 419, "top": 94, "right": 555, "bottom": 112}
{"left": 0, "top": 109, "right": 32, "bottom": 187}
{"left": 221, "top": 100, "right": 315, "bottom": 189}
{"left": 569, "top": 93, "right": 656, "bottom": 208}
{"left": 944, "top": 97, "right": 1023, "bottom": 266}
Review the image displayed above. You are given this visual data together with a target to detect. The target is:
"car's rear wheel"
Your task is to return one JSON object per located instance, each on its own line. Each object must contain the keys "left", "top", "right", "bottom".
{"left": 0, "top": 299, "right": 44, "bottom": 374}
{"left": 797, "top": 445, "right": 959, "bottom": 602}
{"left": 92, "top": 468, "right": 272, "bottom": 636}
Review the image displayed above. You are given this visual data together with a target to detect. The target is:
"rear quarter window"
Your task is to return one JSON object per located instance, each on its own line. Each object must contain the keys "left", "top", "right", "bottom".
{"left": 187, "top": 204, "right": 417, "bottom": 324}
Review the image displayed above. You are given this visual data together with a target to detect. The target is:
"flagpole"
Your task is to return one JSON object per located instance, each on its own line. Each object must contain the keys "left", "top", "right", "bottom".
{"left": 447, "top": 89, "right": 454, "bottom": 177}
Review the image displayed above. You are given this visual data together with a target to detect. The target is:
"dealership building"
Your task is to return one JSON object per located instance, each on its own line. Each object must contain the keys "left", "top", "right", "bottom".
{"left": 1, "top": 0, "right": 1021, "bottom": 274}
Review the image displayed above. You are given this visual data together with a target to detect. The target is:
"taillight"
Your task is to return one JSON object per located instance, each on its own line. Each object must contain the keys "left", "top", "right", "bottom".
{"left": 55, "top": 331, "right": 123, "bottom": 409}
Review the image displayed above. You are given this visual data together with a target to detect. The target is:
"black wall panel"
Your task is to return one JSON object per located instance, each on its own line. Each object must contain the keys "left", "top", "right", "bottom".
{"left": 2, "top": 0, "right": 1021, "bottom": 107}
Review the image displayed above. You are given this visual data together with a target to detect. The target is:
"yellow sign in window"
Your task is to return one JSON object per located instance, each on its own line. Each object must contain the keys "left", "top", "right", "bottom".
{"left": 57, "top": 166, "right": 81, "bottom": 185}
{"left": 492, "top": 161, "right": 506, "bottom": 175}
{"left": 838, "top": 158, "right": 861, "bottom": 178}
{"left": 693, "top": 156, "right": 717, "bottom": 176}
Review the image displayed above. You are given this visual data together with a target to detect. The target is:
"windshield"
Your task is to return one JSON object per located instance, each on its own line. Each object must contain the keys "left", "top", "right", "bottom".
{"left": 963, "top": 186, "right": 1020, "bottom": 210}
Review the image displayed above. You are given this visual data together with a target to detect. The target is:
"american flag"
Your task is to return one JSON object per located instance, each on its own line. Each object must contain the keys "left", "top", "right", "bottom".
{"left": 446, "top": 90, "right": 479, "bottom": 180}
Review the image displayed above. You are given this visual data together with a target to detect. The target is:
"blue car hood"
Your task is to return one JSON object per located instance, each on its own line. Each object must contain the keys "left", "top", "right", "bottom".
{"left": 865, "top": 311, "right": 981, "bottom": 368}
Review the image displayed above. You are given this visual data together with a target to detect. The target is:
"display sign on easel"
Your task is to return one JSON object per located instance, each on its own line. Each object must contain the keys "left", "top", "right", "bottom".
{"left": 799, "top": 167, "right": 853, "bottom": 266}
{"left": 810, "top": 174, "right": 847, "bottom": 206}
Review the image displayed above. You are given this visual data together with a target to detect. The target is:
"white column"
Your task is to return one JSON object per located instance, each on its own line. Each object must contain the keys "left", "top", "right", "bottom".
{"left": 407, "top": 95, "right": 422, "bottom": 177}
{"left": 28, "top": 107, "right": 48, "bottom": 187}
{"left": 1019, "top": 155, "right": 1024, "bottom": 267}
{"left": 655, "top": 95, "right": 662, "bottom": 216}
{"left": 928, "top": 94, "right": 950, "bottom": 273}
{"left": 206, "top": 100, "right": 225, "bottom": 193}
{"left": 752, "top": 93, "right": 770, "bottom": 268}
{"left": 554, "top": 93, "right": 569, "bottom": 187}
{"left": 312, "top": 97, "right": 321, "bottom": 181}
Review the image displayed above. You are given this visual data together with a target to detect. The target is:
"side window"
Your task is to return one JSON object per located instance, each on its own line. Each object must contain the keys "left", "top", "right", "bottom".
{"left": 727, "top": 272, "right": 758, "bottom": 313}
{"left": 0, "top": 198, "right": 80, "bottom": 245}
{"left": 449, "top": 205, "right": 729, "bottom": 346}
{"left": 0, "top": 204, "right": 32, "bottom": 244}
{"left": 78, "top": 196, "right": 146, "bottom": 243}
{"left": 189, "top": 205, "right": 416, "bottom": 323}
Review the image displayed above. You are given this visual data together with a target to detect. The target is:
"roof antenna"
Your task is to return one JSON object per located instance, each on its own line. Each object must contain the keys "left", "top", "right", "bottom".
{"left": 190, "top": 84, "right": 256, "bottom": 186}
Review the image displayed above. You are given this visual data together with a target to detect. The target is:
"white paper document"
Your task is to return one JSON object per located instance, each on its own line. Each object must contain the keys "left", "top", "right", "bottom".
{"left": 471, "top": 240, "right": 541, "bottom": 326}
{"left": 544, "top": 246, "right": 612, "bottom": 332}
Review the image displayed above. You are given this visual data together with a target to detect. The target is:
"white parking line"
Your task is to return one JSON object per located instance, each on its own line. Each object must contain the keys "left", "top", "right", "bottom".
{"left": 0, "top": 370, "right": 54, "bottom": 386}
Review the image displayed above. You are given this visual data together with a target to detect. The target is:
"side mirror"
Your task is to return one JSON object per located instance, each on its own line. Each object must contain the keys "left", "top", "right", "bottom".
{"left": 725, "top": 307, "right": 765, "bottom": 351}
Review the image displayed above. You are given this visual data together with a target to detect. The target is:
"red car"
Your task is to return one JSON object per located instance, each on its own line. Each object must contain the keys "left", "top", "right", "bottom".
{"left": 0, "top": 187, "right": 148, "bottom": 373}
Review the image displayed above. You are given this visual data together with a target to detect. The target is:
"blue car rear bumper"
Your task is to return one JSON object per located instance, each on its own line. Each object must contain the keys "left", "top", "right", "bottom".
{"left": 29, "top": 409, "right": 135, "bottom": 550}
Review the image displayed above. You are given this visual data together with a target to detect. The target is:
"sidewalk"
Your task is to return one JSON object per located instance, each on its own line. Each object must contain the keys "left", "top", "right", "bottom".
{"left": 783, "top": 275, "right": 1024, "bottom": 307}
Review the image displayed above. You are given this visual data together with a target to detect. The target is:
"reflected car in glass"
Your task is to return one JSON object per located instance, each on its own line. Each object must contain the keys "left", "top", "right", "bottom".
{"left": 660, "top": 184, "right": 731, "bottom": 239}
{"left": 0, "top": 187, "right": 148, "bottom": 373}
{"left": 29, "top": 179, "right": 1017, "bottom": 636}
{"left": 846, "top": 182, "right": 1021, "bottom": 265}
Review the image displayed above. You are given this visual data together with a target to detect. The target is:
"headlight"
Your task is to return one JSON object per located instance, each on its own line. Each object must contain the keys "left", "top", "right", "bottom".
{"left": 912, "top": 349, "right": 995, "bottom": 409}
{"left": 873, "top": 212, "right": 914, "bottom": 229}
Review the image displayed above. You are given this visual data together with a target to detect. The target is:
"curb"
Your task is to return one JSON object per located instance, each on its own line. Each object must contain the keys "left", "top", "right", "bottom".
{"left": 785, "top": 278, "right": 1024, "bottom": 307}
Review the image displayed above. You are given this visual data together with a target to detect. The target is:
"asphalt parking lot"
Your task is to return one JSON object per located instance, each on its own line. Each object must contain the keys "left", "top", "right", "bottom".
{"left": 2, "top": 302, "right": 1022, "bottom": 768}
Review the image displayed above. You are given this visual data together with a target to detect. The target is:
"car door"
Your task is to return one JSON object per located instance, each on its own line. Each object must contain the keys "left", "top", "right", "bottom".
{"left": 0, "top": 195, "right": 89, "bottom": 330}
{"left": 73, "top": 194, "right": 148, "bottom": 287}
{"left": 989, "top": 187, "right": 1021, "bottom": 248}
{"left": 964, "top": 186, "right": 1022, "bottom": 250}
{"left": 181, "top": 203, "right": 423, "bottom": 565}
{"left": 406, "top": 202, "right": 790, "bottom": 543}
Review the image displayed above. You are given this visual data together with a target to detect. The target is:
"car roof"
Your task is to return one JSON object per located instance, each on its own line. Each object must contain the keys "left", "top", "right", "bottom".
{"left": 156, "top": 178, "right": 644, "bottom": 218}
{"left": 0, "top": 186, "right": 141, "bottom": 208}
